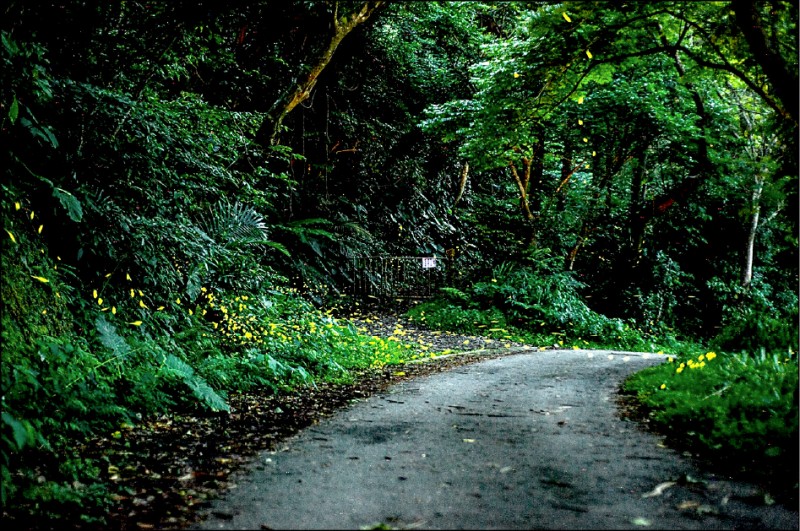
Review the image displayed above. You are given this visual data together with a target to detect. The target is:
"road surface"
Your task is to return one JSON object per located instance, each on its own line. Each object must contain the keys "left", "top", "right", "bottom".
{"left": 192, "top": 349, "right": 798, "bottom": 530}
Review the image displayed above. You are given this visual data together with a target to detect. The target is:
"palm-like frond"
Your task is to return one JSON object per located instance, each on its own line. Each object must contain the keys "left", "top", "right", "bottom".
{"left": 199, "top": 199, "right": 268, "bottom": 247}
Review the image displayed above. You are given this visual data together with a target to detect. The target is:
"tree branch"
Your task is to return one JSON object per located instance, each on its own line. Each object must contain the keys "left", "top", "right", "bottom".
{"left": 661, "top": 6, "right": 795, "bottom": 124}
{"left": 731, "top": 0, "right": 798, "bottom": 124}
{"left": 257, "top": 1, "right": 387, "bottom": 147}
{"left": 509, "top": 159, "right": 534, "bottom": 221}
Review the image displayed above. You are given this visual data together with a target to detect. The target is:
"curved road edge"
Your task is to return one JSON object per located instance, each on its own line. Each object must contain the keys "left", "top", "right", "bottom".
{"left": 193, "top": 349, "right": 799, "bottom": 530}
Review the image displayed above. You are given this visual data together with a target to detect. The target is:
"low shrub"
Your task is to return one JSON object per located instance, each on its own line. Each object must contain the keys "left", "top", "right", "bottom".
{"left": 623, "top": 349, "right": 799, "bottom": 484}
{"left": 406, "top": 298, "right": 511, "bottom": 337}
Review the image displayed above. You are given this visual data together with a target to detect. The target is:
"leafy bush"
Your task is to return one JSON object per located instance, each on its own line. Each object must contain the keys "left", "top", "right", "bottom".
{"left": 406, "top": 298, "right": 510, "bottom": 337}
{"left": 196, "top": 350, "right": 292, "bottom": 394}
{"left": 0, "top": 333, "right": 128, "bottom": 518}
{"left": 713, "top": 311, "right": 799, "bottom": 355}
{"left": 708, "top": 275, "right": 799, "bottom": 354}
{"left": 179, "top": 285, "right": 426, "bottom": 389}
{"left": 623, "top": 349, "right": 799, "bottom": 483}
{"left": 406, "top": 250, "right": 673, "bottom": 351}
{"left": 468, "top": 253, "right": 610, "bottom": 337}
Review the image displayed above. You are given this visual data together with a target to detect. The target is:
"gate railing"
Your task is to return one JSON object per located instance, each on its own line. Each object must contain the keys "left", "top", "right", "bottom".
{"left": 350, "top": 255, "right": 445, "bottom": 301}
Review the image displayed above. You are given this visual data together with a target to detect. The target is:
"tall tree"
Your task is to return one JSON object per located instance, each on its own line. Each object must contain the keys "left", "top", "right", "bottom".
{"left": 255, "top": 1, "right": 387, "bottom": 147}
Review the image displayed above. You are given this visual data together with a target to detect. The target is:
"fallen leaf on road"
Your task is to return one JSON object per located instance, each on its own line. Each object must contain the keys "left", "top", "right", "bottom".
{"left": 642, "top": 481, "right": 676, "bottom": 498}
{"left": 677, "top": 500, "right": 699, "bottom": 510}
{"left": 360, "top": 523, "right": 393, "bottom": 530}
{"left": 677, "top": 500, "right": 717, "bottom": 515}
{"left": 631, "top": 517, "right": 651, "bottom": 526}
{"left": 678, "top": 473, "right": 706, "bottom": 486}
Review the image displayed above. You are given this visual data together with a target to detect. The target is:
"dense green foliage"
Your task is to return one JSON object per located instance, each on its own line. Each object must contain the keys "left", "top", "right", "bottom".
{"left": 623, "top": 349, "right": 798, "bottom": 487}
{"left": 1, "top": 0, "right": 797, "bottom": 525}
{"left": 407, "top": 249, "right": 682, "bottom": 352}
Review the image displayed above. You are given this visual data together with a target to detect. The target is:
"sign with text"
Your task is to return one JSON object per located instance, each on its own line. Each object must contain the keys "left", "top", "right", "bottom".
{"left": 421, "top": 257, "right": 437, "bottom": 269}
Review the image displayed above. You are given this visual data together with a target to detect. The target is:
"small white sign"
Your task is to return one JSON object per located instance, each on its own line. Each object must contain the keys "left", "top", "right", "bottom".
{"left": 421, "top": 257, "right": 437, "bottom": 269}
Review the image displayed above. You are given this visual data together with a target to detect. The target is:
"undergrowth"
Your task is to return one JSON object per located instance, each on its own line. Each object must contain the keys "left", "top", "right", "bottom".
{"left": 622, "top": 348, "right": 799, "bottom": 493}
{"left": 0, "top": 219, "right": 414, "bottom": 527}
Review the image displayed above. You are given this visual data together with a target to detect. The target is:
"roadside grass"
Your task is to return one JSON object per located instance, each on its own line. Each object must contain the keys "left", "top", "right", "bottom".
{"left": 0, "top": 287, "right": 427, "bottom": 526}
{"left": 182, "top": 288, "right": 436, "bottom": 387}
{"left": 621, "top": 348, "right": 799, "bottom": 491}
{"left": 402, "top": 297, "right": 682, "bottom": 353}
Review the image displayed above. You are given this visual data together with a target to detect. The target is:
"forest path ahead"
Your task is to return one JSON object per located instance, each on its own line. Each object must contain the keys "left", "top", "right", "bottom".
{"left": 191, "top": 349, "right": 797, "bottom": 530}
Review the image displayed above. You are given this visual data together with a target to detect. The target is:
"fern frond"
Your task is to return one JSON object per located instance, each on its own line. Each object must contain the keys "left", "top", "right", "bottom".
{"left": 264, "top": 241, "right": 292, "bottom": 257}
{"left": 336, "top": 221, "right": 374, "bottom": 241}
{"left": 285, "top": 217, "right": 333, "bottom": 227}
{"left": 297, "top": 227, "right": 337, "bottom": 240}
{"left": 200, "top": 199, "right": 268, "bottom": 247}
{"left": 95, "top": 315, "right": 131, "bottom": 359}
{"left": 161, "top": 353, "right": 230, "bottom": 412}
{"left": 275, "top": 218, "right": 337, "bottom": 241}
{"left": 439, "top": 286, "right": 469, "bottom": 303}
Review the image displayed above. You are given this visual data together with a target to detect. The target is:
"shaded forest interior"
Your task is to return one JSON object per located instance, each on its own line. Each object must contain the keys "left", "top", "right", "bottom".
{"left": 1, "top": 1, "right": 798, "bottom": 528}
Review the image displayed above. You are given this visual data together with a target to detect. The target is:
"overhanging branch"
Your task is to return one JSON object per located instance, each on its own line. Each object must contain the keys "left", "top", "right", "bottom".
{"left": 257, "top": 1, "right": 387, "bottom": 147}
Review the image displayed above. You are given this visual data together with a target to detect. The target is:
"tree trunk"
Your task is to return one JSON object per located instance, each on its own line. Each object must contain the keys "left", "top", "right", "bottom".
{"left": 509, "top": 157, "right": 534, "bottom": 221}
{"left": 566, "top": 221, "right": 590, "bottom": 271}
{"left": 743, "top": 175, "right": 764, "bottom": 286}
{"left": 636, "top": 27, "right": 714, "bottom": 222}
{"left": 555, "top": 141, "right": 573, "bottom": 212}
{"left": 453, "top": 162, "right": 469, "bottom": 209}
{"left": 566, "top": 149, "right": 612, "bottom": 271}
{"left": 256, "top": 1, "right": 385, "bottom": 147}
{"left": 628, "top": 147, "right": 648, "bottom": 268}
{"left": 527, "top": 139, "right": 545, "bottom": 247}
{"left": 731, "top": 0, "right": 798, "bottom": 125}
{"left": 528, "top": 139, "right": 545, "bottom": 215}
{"left": 507, "top": 141, "right": 545, "bottom": 247}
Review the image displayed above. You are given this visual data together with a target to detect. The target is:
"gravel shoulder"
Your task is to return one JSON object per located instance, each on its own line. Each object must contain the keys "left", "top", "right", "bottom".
{"left": 191, "top": 348, "right": 798, "bottom": 530}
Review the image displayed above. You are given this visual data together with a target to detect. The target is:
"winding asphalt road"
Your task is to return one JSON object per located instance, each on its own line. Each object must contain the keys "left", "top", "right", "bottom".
{"left": 192, "top": 349, "right": 798, "bottom": 530}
